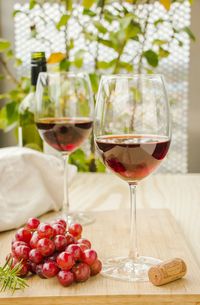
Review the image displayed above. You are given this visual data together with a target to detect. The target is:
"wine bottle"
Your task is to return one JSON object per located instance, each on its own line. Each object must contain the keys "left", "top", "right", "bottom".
{"left": 18, "top": 52, "right": 47, "bottom": 151}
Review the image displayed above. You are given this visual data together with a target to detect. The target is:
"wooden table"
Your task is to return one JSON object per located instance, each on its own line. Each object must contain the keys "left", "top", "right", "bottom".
{"left": 1, "top": 173, "right": 200, "bottom": 304}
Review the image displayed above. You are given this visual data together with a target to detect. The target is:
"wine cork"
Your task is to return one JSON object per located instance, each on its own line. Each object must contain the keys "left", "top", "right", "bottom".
{"left": 148, "top": 258, "right": 187, "bottom": 286}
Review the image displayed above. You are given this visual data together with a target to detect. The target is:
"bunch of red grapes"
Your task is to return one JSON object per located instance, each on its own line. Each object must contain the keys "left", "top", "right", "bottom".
{"left": 7, "top": 218, "right": 102, "bottom": 287}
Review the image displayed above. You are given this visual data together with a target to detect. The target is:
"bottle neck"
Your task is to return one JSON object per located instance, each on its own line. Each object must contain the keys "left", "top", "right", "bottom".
{"left": 31, "top": 62, "right": 47, "bottom": 87}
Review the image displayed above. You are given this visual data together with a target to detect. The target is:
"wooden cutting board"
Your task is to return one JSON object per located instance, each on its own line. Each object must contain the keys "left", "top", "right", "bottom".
{"left": 0, "top": 209, "right": 200, "bottom": 305}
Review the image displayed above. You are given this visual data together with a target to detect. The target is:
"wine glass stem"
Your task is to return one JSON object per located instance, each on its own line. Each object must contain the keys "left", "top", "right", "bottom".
{"left": 63, "top": 154, "right": 70, "bottom": 217}
{"left": 129, "top": 183, "right": 139, "bottom": 261}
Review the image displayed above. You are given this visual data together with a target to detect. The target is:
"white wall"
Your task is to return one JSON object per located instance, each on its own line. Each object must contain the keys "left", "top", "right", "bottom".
{"left": 188, "top": 0, "right": 200, "bottom": 172}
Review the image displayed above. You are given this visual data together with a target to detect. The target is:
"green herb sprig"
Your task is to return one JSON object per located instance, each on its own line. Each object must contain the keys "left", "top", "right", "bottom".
{"left": 0, "top": 259, "right": 28, "bottom": 294}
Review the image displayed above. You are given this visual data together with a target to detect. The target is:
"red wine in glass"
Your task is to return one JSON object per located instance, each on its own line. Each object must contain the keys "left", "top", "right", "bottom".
{"left": 36, "top": 117, "right": 93, "bottom": 153}
{"left": 96, "top": 135, "right": 170, "bottom": 182}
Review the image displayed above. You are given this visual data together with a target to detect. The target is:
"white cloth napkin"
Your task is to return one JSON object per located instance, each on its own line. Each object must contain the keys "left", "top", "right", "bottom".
{"left": 0, "top": 147, "right": 77, "bottom": 232}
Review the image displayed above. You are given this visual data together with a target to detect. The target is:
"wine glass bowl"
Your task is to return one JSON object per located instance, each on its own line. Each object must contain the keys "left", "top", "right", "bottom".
{"left": 94, "top": 74, "right": 171, "bottom": 281}
{"left": 35, "top": 72, "right": 94, "bottom": 225}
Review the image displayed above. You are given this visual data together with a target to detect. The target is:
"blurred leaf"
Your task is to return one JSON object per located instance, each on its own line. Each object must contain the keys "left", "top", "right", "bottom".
{"left": 0, "top": 39, "right": 11, "bottom": 52}
{"left": 159, "top": 47, "right": 170, "bottom": 58}
{"left": 15, "top": 58, "right": 23, "bottom": 67}
{"left": 29, "top": 0, "right": 37, "bottom": 10}
{"left": 9, "top": 90, "right": 22, "bottom": 100}
{"left": 125, "top": 21, "right": 141, "bottom": 39}
{"left": 110, "top": 31, "right": 123, "bottom": 48}
{"left": 84, "top": 32, "right": 97, "bottom": 41}
{"left": 69, "top": 148, "right": 89, "bottom": 172}
{"left": 145, "top": 68, "right": 153, "bottom": 74}
{"left": 120, "top": 14, "right": 134, "bottom": 29}
{"left": 160, "top": 0, "right": 171, "bottom": 10}
{"left": 6, "top": 50, "right": 14, "bottom": 58}
{"left": 89, "top": 73, "right": 100, "bottom": 94}
{"left": 153, "top": 39, "right": 168, "bottom": 46}
{"left": 66, "top": 0, "right": 73, "bottom": 11}
{"left": 74, "top": 50, "right": 85, "bottom": 68}
{"left": 118, "top": 61, "right": 133, "bottom": 72}
{"left": 178, "top": 40, "right": 184, "bottom": 47}
{"left": 143, "top": 50, "right": 158, "bottom": 67}
{"left": 20, "top": 77, "right": 31, "bottom": 93}
{"left": 0, "top": 75, "right": 4, "bottom": 81}
{"left": 0, "top": 106, "right": 7, "bottom": 129}
{"left": 69, "top": 39, "right": 74, "bottom": 50}
{"left": 97, "top": 0, "right": 105, "bottom": 7}
{"left": 1, "top": 101, "right": 19, "bottom": 132}
{"left": 182, "top": 26, "right": 195, "bottom": 41}
{"left": 93, "top": 21, "right": 107, "bottom": 34}
{"left": 48, "top": 52, "right": 65, "bottom": 64}
{"left": 0, "top": 93, "right": 8, "bottom": 99}
{"left": 56, "top": 14, "right": 70, "bottom": 30}
{"left": 131, "top": 87, "right": 141, "bottom": 103}
{"left": 82, "top": 0, "right": 95, "bottom": 9}
{"left": 60, "top": 59, "right": 70, "bottom": 71}
{"left": 104, "top": 11, "right": 117, "bottom": 22}
{"left": 99, "top": 38, "right": 117, "bottom": 50}
{"left": 154, "top": 18, "right": 164, "bottom": 26}
{"left": 83, "top": 8, "right": 96, "bottom": 17}
{"left": 30, "top": 24, "right": 37, "bottom": 38}
{"left": 95, "top": 158, "right": 105, "bottom": 172}
{"left": 97, "top": 59, "right": 116, "bottom": 69}
{"left": 13, "top": 10, "right": 22, "bottom": 17}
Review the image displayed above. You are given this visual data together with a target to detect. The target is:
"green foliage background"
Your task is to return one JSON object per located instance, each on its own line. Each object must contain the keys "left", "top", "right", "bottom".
{"left": 0, "top": 0, "right": 194, "bottom": 172}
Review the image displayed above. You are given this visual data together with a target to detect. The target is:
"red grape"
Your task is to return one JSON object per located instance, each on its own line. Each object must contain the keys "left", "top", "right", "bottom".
{"left": 72, "top": 262, "right": 91, "bottom": 282}
{"left": 65, "top": 233, "right": 75, "bottom": 246}
{"left": 52, "top": 224, "right": 65, "bottom": 236}
{"left": 6, "top": 254, "right": 19, "bottom": 267}
{"left": 74, "top": 234, "right": 82, "bottom": 241}
{"left": 11, "top": 258, "right": 30, "bottom": 277}
{"left": 37, "top": 223, "right": 54, "bottom": 239}
{"left": 45, "top": 252, "right": 59, "bottom": 262}
{"left": 68, "top": 223, "right": 82, "bottom": 238}
{"left": 29, "top": 261, "right": 37, "bottom": 274}
{"left": 57, "top": 270, "right": 74, "bottom": 287}
{"left": 15, "top": 228, "right": 32, "bottom": 243}
{"left": 78, "top": 243, "right": 89, "bottom": 252}
{"left": 26, "top": 218, "right": 40, "bottom": 230}
{"left": 5, "top": 218, "right": 101, "bottom": 286}
{"left": 90, "top": 259, "right": 102, "bottom": 276}
{"left": 53, "top": 235, "right": 67, "bottom": 251}
{"left": 77, "top": 238, "right": 91, "bottom": 249}
{"left": 42, "top": 261, "right": 59, "bottom": 278}
{"left": 81, "top": 249, "right": 97, "bottom": 266}
{"left": 29, "top": 249, "right": 43, "bottom": 264}
{"left": 66, "top": 244, "right": 82, "bottom": 261}
{"left": 11, "top": 241, "right": 27, "bottom": 253}
{"left": 18, "top": 262, "right": 30, "bottom": 277}
{"left": 56, "top": 252, "right": 75, "bottom": 271}
{"left": 30, "top": 231, "right": 40, "bottom": 249}
{"left": 37, "top": 238, "right": 55, "bottom": 256}
{"left": 55, "top": 219, "right": 67, "bottom": 230}
{"left": 14, "top": 245, "right": 30, "bottom": 260}
{"left": 35, "top": 264, "right": 46, "bottom": 279}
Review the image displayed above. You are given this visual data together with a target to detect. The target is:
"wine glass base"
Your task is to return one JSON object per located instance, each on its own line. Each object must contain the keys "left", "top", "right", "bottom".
{"left": 61, "top": 211, "right": 95, "bottom": 226}
{"left": 101, "top": 256, "right": 162, "bottom": 282}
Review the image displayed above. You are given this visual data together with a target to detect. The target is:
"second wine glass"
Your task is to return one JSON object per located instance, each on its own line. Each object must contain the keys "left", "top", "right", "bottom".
{"left": 94, "top": 74, "right": 171, "bottom": 281}
{"left": 35, "top": 72, "right": 94, "bottom": 225}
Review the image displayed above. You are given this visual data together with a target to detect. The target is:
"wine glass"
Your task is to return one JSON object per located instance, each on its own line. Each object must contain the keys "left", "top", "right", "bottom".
{"left": 94, "top": 74, "right": 171, "bottom": 281}
{"left": 35, "top": 72, "right": 94, "bottom": 225}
